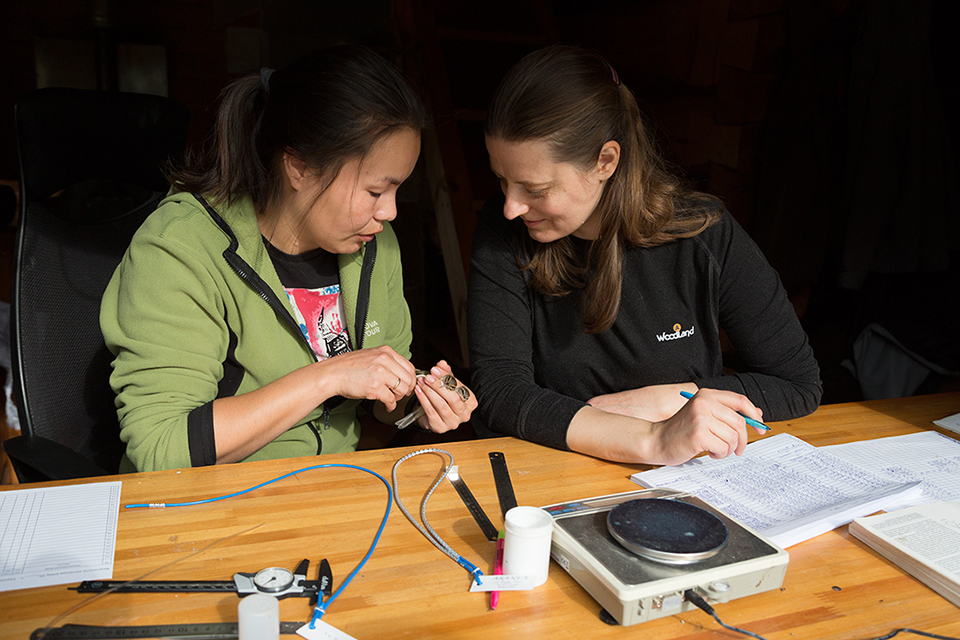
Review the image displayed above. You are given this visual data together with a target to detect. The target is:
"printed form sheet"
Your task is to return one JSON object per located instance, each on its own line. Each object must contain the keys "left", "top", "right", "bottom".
{"left": 0, "top": 481, "right": 121, "bottom": 591}
{"left": 823, "top": 431, "right": 960, "bottom": 508}
{"left": 630, "top": 433, "right": 922, "bottom": 548}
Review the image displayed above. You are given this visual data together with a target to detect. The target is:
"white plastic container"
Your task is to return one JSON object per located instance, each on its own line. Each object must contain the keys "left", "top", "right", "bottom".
{"left": 238, "top": 593, "right": 279, "bottom": 640}
{"left": 502, "top": 506, "right": 555, "bottom": 587}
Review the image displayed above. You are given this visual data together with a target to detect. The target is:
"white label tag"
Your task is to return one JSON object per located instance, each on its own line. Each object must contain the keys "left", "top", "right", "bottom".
{"left": 297, "top": 620, "right": 359, "bottom": 640}
{"left": 469, "top": 574, "right": 537, "bottom": 592}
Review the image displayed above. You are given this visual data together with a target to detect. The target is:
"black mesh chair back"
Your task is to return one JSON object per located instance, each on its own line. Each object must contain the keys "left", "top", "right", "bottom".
{"left": 6, "top": 87, "right": 189, "bottom": 482}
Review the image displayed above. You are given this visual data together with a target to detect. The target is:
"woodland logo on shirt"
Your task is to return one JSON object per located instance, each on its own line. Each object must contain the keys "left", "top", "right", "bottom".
{"left": 657, "top": 323, "right": 695, "bottom": 342}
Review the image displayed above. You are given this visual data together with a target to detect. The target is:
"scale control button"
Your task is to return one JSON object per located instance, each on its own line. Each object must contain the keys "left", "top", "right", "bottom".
{"left": 708, "top": 580, "right": 731, "bottom": 593}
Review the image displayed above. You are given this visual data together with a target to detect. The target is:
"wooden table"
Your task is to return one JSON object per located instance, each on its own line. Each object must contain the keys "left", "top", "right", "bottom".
{"left": 2, "top": 393, "right": 959, "bottom": 639}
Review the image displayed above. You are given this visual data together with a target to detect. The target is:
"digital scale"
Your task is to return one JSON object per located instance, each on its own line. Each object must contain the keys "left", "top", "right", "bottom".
{"left": 543, "top": 487, "right": 789, "bottom": 626}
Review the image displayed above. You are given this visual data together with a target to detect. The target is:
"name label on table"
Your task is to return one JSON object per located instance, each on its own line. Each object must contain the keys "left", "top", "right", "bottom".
{"left": 298, "top": 620, "right": 359, "bottom": 640}
{"left": 469, "top": 574, "right": 537, "bottom": 591}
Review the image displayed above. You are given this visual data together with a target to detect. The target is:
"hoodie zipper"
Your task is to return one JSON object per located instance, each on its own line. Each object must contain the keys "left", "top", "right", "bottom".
{"left": 353, "top": 232, "right": 377, "bottom": 351}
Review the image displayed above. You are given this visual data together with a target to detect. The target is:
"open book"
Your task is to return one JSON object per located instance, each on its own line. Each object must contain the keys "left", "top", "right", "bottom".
{"left": 849, "top": 501, "right": 960, "bottom": 608}
{"left": 630, "top": 433, "right": 924, "bottom": 548}
{"left": 934, "top": 411, "right": 960, "bottom": 437}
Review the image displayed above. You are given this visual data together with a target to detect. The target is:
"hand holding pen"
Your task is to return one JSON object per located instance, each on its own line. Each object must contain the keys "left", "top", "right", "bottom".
{"left": 680, "top": 390, "right": 770, "bottom": 432}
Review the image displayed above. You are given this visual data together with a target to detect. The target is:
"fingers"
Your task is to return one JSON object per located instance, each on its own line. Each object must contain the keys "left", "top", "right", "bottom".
{"left": 414, "top": 364, "right": 477, "bottom": 433}
{"left": 322, "top": 350, "right": 474, "bottom": 427}
{"left": 323, "top": 346, "right": 417, "bottom": 411}
{"left": 677, "top": 389, "right": 763, "bottom": 460}
{"left": 373, "top": 353, "right": 419, "bottom": 411}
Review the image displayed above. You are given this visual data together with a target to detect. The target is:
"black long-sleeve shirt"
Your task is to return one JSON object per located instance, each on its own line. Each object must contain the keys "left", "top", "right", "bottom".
{"left": 467, "top": 196, "right": 822, "bottom": 451}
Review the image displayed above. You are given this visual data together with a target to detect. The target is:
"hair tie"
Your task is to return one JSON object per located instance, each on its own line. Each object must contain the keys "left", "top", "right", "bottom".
{"left": 259, "top": 67, "right": 275, "bottom": 93}
{"left": 604, "top": 60, "right": 621, "bottom": 86}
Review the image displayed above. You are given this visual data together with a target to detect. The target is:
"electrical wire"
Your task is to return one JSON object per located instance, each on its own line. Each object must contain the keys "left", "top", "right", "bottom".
{"left": 391, "top": 448, "right": 484, "bottom": 585}
{"left": 684, "top": 589, "right": 960, "bottom": 640}
{"left": 684, "top": 590, "right": 769, "bottom": 640}
{"left": 861, "top": 631, "right": 960, "bottom": 640}
{"left": 126, "top": 463, "right": 393, "bottom": 628}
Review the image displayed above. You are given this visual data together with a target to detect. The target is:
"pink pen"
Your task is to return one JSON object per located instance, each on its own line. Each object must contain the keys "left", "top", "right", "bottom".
{"left": 491, "top": 529, "right": 504, "bottom": 610}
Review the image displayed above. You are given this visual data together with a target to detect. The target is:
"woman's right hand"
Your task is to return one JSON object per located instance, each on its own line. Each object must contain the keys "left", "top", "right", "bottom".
{"left": 568, "top": 387, "right": 764, "bottom": 466}
{"left": 643, "top": 388, "right": 763, "bottom": 465}
{"left": 315, "top": 345, "right": 417, "bottom": 412}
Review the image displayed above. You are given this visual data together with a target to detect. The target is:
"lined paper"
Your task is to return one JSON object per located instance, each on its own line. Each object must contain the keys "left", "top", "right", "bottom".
{"left": 823, "top": 431, "right": 960, "bottom": 508}
{"left": 630, "top": 433, "right": 923, "bottom": 548}
{"left": 0, "top": 481, "right": 121, "bottom": 591}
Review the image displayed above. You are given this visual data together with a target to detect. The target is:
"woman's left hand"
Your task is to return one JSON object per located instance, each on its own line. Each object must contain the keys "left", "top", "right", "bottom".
{"left": 414, "top": 360, "right": 477, "bottom": 433}
{"left": 588, "top": 382, "right": 698, "bottom": 422}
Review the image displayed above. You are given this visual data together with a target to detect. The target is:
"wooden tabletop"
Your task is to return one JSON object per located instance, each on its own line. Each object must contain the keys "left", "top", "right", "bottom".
{"left": 2, "top": 392, "right": 959, "bottom": 639}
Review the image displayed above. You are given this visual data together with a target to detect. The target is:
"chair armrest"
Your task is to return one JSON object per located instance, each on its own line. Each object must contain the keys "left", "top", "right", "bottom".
{"left": 2, "top": 434, "right": 110, "bottom": 483}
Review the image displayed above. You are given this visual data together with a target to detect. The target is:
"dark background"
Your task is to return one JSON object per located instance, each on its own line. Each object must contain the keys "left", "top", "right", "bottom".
{"left": 1, "top": 0, "right": 958, "bottom": 411}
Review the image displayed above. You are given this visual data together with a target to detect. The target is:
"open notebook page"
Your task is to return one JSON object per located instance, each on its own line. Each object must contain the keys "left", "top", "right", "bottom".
{"left": 823, "top": 430, "right": 960, "bottom": 508}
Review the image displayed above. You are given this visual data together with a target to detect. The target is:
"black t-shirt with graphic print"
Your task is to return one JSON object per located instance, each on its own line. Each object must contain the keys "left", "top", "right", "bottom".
{"left": 265, "top": 240, "right": 352, "bottom": 361}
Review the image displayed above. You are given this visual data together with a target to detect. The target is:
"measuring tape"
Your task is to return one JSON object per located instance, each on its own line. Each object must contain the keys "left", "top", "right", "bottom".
{"left": 31, "top": 622, "right": 304, "bottom": 639}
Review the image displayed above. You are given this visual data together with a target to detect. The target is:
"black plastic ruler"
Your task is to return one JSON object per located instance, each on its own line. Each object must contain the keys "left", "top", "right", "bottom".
{"left": 73, "top": 580, "right": 236, "bottom": 594}
{"left": 31, "top": 622, "right": 304, "bottom": 639}
{"left": 489, "top": 451, "right": 518, "bottom": 519}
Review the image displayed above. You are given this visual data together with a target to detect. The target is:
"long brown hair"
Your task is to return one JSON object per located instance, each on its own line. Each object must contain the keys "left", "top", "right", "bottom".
{"left": 485, "top": 45, "right": 719, "bottom": 333}
{"left": 169, "top": 44, "right": 428, "bottom": 215}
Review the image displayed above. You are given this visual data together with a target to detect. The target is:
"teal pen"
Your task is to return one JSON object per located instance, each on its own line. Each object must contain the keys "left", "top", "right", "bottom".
{"left": 679, "top": 390, "right": 771, "bottom": 431}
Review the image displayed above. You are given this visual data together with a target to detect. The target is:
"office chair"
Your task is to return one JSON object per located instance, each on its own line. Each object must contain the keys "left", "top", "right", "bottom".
{"left": 2, "top": 87, "right": 189, "bottom": 483}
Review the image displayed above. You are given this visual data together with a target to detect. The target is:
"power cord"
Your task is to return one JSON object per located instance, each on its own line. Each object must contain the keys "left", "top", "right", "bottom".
{"left": 864, "top": 631, "right": 960, "bottom": 640}
{"left": 684, "top": 590, "right": 769, "bottom": 640}
{"left": 684, "top": 590, "right": 960, "bottom": 640}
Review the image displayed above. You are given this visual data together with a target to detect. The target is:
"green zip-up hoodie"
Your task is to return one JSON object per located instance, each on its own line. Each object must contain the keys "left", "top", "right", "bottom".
{"left": 100, "top": 192, "right": 412, "bottom": 472}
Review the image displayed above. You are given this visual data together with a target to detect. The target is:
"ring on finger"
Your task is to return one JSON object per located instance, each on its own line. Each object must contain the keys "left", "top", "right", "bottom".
{"left": 455, "top": 386, "right": 471, "bottom": 403}
{"left": 389, "top": 376, "right": 401, "bottom": 394}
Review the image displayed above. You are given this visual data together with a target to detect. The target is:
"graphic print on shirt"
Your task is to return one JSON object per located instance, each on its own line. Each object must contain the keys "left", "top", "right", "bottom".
{"left": 656, "top": 322, "right": 696, "bottom": 342}
{"left": 284, "top": 284, "right": 352, "bottom": 360}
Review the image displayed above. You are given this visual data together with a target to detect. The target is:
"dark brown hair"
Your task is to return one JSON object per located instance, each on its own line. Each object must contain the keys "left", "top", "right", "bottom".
{"left": 170, "top": 43, "right": 428, "bottom": 214}
{"left": 485, "top": 45, "right": 719, "bottom": 333}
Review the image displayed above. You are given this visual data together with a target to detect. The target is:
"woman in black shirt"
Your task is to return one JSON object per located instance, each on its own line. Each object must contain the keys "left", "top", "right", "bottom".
{"left": 468, "top": 45, "right": 821, "bottom": 465}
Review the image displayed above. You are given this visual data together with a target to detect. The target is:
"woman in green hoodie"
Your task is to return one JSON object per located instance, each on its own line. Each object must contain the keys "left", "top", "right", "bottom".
{"left": 101, "top": 44, "right": 475, "bottom": 472}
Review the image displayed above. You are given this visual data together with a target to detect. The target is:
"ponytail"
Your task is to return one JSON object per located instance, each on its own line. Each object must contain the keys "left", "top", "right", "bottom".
{"left": 169, "top": 44, "right": 427, "bottom": 215}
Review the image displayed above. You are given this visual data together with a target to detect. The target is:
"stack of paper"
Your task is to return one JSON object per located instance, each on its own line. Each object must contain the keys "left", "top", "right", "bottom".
{"left": 630, "top": 433, "right": 924, "bottom": 548}
{"left": 850, "top": 501, "right": 960, "bottom": 607}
